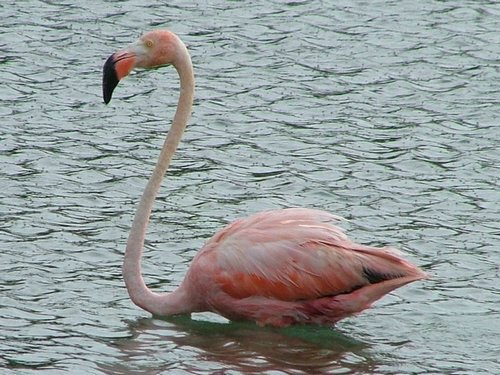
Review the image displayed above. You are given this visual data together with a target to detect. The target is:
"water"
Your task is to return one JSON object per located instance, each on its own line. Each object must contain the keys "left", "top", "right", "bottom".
{"left": 1, "top": 0, "right": 499, "bottom": 373}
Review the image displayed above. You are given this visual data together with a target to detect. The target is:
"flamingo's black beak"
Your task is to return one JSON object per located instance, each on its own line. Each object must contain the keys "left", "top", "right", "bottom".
{"left": 102, "top": 42, "right": 139, "bottom": 104}
{"left": 102, "top": 54, "right": 119, "bottom": 104}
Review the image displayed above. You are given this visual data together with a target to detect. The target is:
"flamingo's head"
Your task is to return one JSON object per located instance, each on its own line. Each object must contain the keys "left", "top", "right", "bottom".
{"left": 102, "top": 30, "right": 186, "bottom": 104}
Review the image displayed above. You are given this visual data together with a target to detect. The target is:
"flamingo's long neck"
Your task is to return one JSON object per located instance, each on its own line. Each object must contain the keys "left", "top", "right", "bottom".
{"left": 122, "top": 38, "right": 195, "bottom": 316}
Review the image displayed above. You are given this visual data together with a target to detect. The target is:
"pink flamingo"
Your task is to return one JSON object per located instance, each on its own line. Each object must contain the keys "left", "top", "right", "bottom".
{"left": 102, "top": 30, "right": 427, "bottom": 327}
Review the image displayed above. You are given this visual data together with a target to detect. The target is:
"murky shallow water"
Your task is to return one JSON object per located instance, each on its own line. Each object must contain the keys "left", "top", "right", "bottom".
{"left": 1, "top": 0, "right": 499, "bottom": 374}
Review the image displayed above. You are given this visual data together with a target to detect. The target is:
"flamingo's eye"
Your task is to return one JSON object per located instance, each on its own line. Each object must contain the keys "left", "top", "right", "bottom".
{"left": 144, "top": 39, "right": 153, "bottom": 48}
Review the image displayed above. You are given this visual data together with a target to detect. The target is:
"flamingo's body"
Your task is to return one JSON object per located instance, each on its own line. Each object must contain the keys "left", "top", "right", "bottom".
{"left": 103, "top": 30, "right": 427, "bottom": 327}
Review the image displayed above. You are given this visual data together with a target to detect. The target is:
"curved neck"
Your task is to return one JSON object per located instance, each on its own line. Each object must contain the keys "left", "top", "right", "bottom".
{"left": 122, "top": 40, "right": 195, "bottom": 316}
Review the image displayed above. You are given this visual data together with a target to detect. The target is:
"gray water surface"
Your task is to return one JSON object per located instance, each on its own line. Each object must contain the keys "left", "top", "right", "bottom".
{"left": 1, "top": 1, "right": 499, "bottom": 374}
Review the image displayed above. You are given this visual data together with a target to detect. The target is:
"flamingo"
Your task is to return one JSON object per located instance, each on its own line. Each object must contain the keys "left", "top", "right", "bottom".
{"left": 102, "top": 30, "right": 427, "bottom": 327}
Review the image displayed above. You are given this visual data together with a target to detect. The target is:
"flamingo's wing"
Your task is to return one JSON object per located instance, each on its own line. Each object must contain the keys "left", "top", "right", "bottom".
{"left": 209, "top": 208, "right": 425, "bottom": 301}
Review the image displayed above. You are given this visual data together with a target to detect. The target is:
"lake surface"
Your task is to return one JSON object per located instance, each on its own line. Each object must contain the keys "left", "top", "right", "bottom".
{"left": 1, "top": 0, "right": 499, "bottom": 374}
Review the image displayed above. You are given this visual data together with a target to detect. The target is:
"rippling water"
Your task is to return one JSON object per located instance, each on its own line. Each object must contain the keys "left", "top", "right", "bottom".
{"left": 1, "top": 0, "right": 499, "bottom": 374}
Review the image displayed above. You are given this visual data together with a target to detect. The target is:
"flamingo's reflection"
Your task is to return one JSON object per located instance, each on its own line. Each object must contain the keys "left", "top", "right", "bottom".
{"left": 106, "top": 314, "right": 378, "bottom": 374}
